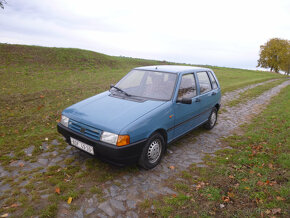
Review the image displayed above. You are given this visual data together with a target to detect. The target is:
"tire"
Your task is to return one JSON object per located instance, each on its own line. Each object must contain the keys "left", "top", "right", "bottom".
{"left": 138, "top": 133, "right": 165, "bottom": 170}
{"left": 204, "top": 107, "right": 218, "bottom": 130}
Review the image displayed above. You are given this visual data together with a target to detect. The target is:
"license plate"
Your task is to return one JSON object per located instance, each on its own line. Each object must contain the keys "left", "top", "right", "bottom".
{"left": 70, "top": 137, "right": 94, "bottom": 155}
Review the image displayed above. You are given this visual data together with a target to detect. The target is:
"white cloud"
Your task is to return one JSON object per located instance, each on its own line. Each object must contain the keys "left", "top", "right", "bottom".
{"left": 0, "top": 0, "right": 289, "bottom": 69}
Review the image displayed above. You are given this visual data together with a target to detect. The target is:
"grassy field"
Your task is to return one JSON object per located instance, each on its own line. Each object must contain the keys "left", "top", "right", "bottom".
{"left": 0, "top": 43, "right": 286, "bottom": 217}
{"left": 140, "top": 85, "right": 290, "bottom": 217}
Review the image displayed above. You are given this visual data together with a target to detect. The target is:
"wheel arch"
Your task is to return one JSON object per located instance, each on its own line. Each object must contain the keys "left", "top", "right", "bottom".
{"left": 215, "top": 103, "right": 221, "bottom": 111}
{"left": 151, "top": 128, "right": 168, "bottom": 147}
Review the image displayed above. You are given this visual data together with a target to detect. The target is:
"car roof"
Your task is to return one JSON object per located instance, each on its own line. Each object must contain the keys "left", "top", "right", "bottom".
{"left": 134, "top": 65, "right": 211, "bottom": 74}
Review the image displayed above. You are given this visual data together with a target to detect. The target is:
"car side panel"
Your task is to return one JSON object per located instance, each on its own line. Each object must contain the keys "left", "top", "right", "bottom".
{"left": 119, "top": 101, "right": 175, "bottom": 144}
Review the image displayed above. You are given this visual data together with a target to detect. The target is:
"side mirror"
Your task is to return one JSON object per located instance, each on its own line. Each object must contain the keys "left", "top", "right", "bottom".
{"left": 110, "top": 84, "right": 115, "bottom": 89}
{"left": 177, "top": 97, "right": 192, "bottom": 104}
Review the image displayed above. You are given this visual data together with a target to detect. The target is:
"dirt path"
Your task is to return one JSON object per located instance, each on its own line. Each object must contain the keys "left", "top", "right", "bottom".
{"left": 55, "top": 79, "right": 289, "bottom": 217}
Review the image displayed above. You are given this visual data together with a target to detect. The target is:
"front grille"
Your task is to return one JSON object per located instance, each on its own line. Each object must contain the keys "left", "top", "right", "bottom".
{"left": 68, "top": 119, "right": 102, "bottom": 141}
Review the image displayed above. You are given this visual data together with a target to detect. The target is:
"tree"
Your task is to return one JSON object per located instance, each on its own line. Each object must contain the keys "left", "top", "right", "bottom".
{"left": 0, "top": 0, "right": 6, "bottom": 9}
{"left": 280, "top": 45, "right": 290, "bottom": 75}
{"left": 257, "top": 38, "right": 290, "bottom": 74}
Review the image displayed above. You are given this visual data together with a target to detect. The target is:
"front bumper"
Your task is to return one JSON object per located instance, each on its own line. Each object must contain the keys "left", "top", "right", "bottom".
{"left": 57, "top": 123, "right": 147, "bottom": 166}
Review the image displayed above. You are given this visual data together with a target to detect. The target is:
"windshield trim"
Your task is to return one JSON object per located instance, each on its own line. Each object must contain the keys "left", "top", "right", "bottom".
{"left": 114, "top": 70, "right": 178, "bottom": 101}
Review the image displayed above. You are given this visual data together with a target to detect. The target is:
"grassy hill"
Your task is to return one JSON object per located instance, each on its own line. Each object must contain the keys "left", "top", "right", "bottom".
{"left": 0, "top": 43, "right": 283, "bottom": 95}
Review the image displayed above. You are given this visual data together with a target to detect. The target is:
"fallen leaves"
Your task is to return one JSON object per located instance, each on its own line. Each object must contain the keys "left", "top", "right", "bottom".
{"left": 55, "top": 187, "right": 61, "bottom": 194}
{"left": 3, "top": 203, "right": 19, "bottom": 209}
{"left": 195, "top": 182, "right": 205, "bottom": 190}
{"left": 0, "top": 214, "right": 8, "bottom": 218}
{"left": 227, "top": 192, "right": 235, "bottom": 198}
{"left": 276, "top": 196, "right": 285, "bottom": 201}
{"left": 169, "top": 165, "right": 175, "bottom": 170}
{"left": 271, "top": 208, "right": 281, "bottom": 215}
{"left": 256, "top": 180, "right": 276, "bottom": 187}
{"left": 222, "top": 196, "right": 230, "bottom": 202}
{"left": 257, "top": 181, "right": 264, "bottom": 186}
{"left": 268, "top": 163, "right": 274, "bottom": 169}
{"left": 67, "top": 197, "right": 73, "bottom": 204}
{"left": 37, "top": 105, "right": 44, "bottom": 110}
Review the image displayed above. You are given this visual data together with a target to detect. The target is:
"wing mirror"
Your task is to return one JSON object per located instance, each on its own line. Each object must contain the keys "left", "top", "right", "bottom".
{"left": 177, "top": 97, "right": 192, "bottom": 104}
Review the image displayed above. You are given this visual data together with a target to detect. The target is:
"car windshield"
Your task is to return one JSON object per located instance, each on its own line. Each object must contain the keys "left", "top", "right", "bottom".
{"left": 112, "top": 70, "right": 177, "bottom": 101}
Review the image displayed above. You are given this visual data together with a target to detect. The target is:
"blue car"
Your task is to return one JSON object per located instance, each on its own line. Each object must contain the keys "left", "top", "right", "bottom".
{"left": 57, "top": 65, "right": 221, "bottom": 169}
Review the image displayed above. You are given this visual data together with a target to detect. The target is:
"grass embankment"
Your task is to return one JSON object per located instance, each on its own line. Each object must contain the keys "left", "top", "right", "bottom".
{"left": 140, "top": 85, "right": 290, "bottom": 217}
{"left": 0, "top": 43, "right": 285, "bottom": 216}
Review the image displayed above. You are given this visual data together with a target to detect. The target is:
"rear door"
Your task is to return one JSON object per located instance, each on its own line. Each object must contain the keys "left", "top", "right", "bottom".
{"left": 195, "top": 71, "right": 216, "bottom": 122}
{"left": 173, "top": 73, "right": 204, "bottom": 138}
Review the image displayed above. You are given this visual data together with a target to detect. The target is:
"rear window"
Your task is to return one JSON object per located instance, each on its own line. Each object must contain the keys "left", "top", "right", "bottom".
{"left": 197, "top": 72, "right": 212, "bottom": 94}
{"left": 208, "top": 71, "right": 218, "bottom": 89}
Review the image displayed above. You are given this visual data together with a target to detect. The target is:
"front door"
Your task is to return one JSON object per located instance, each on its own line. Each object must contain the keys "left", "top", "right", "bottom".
{"left": 173, "top": 73, "right": 203, "bottom": 138}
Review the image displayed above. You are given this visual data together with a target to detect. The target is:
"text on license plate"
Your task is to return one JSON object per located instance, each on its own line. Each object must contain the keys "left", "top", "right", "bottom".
{"left": 70, "top": 137, "right": 94, "bottom": 155}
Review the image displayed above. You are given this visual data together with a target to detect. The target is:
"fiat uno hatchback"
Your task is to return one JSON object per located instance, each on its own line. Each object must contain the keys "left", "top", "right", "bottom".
{"left": 57, "top": 65, "right": 221, "bottom": 169}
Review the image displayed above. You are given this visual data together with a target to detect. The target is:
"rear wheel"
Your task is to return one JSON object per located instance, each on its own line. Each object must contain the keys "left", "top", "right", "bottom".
{"left": 138, "top": 133, "right": 165, "bottom": 169}
{"left": 204, "top": 107, "right": 218, "bottom": 130}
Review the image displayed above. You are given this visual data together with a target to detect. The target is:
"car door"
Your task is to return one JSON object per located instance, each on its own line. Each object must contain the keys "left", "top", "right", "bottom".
{"left": 173, "top": 73, "right": 204, "bottom": 138}
{"left": 195, "top": 71, "right": 216, "bottom": 122}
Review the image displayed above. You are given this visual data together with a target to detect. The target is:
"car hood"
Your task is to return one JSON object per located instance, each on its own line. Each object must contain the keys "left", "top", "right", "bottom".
{"left": 63, "top": 91, "right": 166, "bottom": 134}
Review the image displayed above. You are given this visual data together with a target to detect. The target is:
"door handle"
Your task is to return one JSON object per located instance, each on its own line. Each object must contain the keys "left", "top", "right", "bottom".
{"left": 195, "top": 98, "right": 201, "bottom": 102}
{"left": 211, "top": 92, "right": 216, "bottom": 96}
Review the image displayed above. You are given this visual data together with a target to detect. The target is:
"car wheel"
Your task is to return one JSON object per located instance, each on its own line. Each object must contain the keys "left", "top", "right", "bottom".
{"left": 204, "top": 107, "right": 218, "bottom": 130}
{"left": 138, "top": 133, "right": 165, "bottom": 170}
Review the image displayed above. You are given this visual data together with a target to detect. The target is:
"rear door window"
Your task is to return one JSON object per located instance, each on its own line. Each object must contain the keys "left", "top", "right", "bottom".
{"left": 208, "top": 71, "right": 218, "bottom": 89}
{"left": 177, "top": 74, "right": 197, "bottom": 100}
{"left": 197, "top": 72, "right": 212, "bottom": 94}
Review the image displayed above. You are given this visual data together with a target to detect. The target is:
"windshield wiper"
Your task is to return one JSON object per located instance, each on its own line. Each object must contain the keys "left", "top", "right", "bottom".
{"left": 110, "top": 86, "right": 131, "bottom": 97}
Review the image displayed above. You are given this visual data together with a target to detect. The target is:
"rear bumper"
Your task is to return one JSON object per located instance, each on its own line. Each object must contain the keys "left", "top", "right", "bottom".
{"left": 57, "top": 123, "right": 146, "bottom": 166}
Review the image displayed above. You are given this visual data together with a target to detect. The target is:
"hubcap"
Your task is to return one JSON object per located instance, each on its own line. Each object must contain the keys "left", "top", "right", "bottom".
{"left": 210, "top": 111, "right": 217, "bottom": 127}
{"left": 147, "top": 139, "right": 162, "bottom": 164}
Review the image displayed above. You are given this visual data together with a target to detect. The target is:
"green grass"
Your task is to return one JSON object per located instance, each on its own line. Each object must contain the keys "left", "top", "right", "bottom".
{"left": 140, "top": 85, "right": 290, "bottom": 217}
{"left": 0, "top": 43, "right": 286, "bottom": 216}
{"left": 226, "top": 79, "right": 286, "bottom": 107}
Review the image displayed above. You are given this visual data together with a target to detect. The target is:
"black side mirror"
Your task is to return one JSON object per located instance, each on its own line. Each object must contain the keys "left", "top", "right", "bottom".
{"left": 110, "top": 84, "right": 114, "bottom": 89}
{"left": 177, "top": 97, "right": 192, "bottom": 104}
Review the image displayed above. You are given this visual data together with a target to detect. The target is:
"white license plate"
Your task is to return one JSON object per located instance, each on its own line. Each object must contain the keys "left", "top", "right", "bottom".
{"left": 70, "top": 137, "right": 94, "bottom": 155}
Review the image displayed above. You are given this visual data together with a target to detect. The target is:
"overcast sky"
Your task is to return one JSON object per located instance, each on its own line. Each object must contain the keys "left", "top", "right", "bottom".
{"left": 1, "top": 0, "right": 289, "bottom": 69}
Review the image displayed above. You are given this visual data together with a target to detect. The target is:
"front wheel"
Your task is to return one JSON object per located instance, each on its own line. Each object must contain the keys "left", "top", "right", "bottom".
{"left": 204, "top": 107, "right": 218, "bottom": 130}
{"left": 138, "top": 133, "right": 165, "bottom": 170}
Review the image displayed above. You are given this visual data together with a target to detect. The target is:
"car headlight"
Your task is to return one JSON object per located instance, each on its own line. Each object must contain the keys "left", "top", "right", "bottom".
{"left": 100, "top": 131, "right": 130, "bottom": 146}
{"left": 60, "top": 115, "right": 69, "bottom": 127}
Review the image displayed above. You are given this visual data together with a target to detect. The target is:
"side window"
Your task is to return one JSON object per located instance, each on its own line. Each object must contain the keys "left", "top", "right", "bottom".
{"left": 177, "top": 74, "right": 196, "bottom": 100}
{"left": 208, "top": 71, "right": 218, "bottom": 89}
{"left": 197, "top": 72, "right": 212, "bottom": 94}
